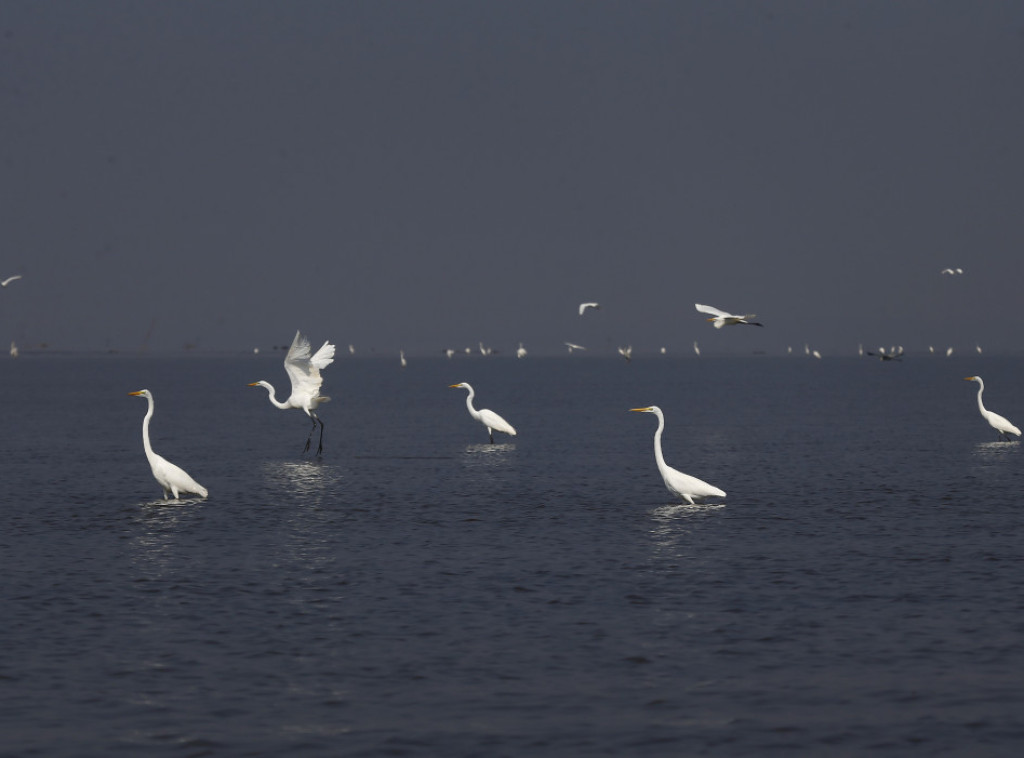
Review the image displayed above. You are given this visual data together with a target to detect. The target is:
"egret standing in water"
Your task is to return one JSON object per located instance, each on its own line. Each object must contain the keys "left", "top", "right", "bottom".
{"left": 964, "top": 376, "right": 1021, "bottom": 441}
{"left": 129, "top": 389, "right": 208, "bottom": 500}
{"left": 449, "top": 382, "right": 517, "bottom": 443}
{"left": 629, "top": 406, "right": 726, "bottom": 504}
{"left": 249, "top": 330, "right": 336, "bottom": 455}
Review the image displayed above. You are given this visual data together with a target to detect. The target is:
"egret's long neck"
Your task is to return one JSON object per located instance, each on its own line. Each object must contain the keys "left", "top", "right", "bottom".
{"left": 464, "top": 388, "right": 480, "bottom": 420}
{"left": 141, "top": 394, "right": 156, "bottom": 459}
{"left": 652, "top": 412, "right": 669, "bottom": 473}
{"left": 260, "top": 382, "right": 291, "bottom": 409}
{"left": 976, "top": 381, "right": 987, "bottom": 414}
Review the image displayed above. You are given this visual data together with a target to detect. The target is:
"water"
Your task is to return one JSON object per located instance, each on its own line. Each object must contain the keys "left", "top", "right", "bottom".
{"left": 2, "top": 352, "right": 1023, "bottom": 756}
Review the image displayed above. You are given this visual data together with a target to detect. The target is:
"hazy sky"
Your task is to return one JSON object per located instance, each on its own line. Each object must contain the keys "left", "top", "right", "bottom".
{"left": 3, "top": 1, "right": 1023, "bottom": 356}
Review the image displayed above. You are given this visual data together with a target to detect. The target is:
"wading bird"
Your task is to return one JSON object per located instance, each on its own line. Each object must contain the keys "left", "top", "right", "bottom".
{"left": 129, "top": 389, "right": 208, "bottom": 499}
{"left": 695, "top": 303, "right": 763, "bottom": 328}
{"left": 249, "top": 330, "right": 336, "bottom": 455}
{"left": 449, "top": 382, "right": 517, "bottom": 443}
{"left": 964, "top": 376, "right": 1021, "bottom": 441}
{"left": 630, "top": 406, "right": 725, "bottom": 505}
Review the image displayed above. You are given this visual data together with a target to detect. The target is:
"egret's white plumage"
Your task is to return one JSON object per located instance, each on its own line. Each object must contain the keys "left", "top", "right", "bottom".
{"left": 450, "top": 382, "right": 517, "bottom": 443}
{"left": 249, "top": 330, "right": 336, "bottom": 455}
{"left": 630, "top": 406, "right": 725, "bottom": 505}
{"left": 695, "top": 303, "right": 763, "bottom": 328}
{"left": 579, "top": 302, "right": 600, "bottom": 315}
{"left": 564, "top": 342, "right": 586, "bottom": 353}
{"left": 940, "top": 267, "right": 964, "bottom": 275}
{"left": 0, "top": 274, "right": 22, "bottom": 287}
{"left": 129, "top": 389, "right": 208, "bottom": 499}
{"left": 964, "top": 376, "right": 1021, "bottom": 441}
{"left": 618, "top": 345, "right": 632, "bottom": 362}
{"left": 516, "top": 342, "right": 527, "bottom": 359}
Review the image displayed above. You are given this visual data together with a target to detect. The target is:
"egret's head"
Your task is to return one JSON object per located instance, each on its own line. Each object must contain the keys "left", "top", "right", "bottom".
{"left": 449, "top": 383, "right": 468, "bottom": 389}
{"left": 629, "top": 406, "right": 658, "bottom": 414}
{"left": 964, "top": 376, "right": 980, "bottom": 382}
{"left": 248, "top": 381, "right": 269, "bottom": 389}
{"left": 128, "top": 389, "right": 151, "bottom": 399}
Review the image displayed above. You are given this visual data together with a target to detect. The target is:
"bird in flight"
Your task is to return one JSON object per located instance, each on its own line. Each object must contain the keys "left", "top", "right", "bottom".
{"left": 695, "top": 303, "right": 763, "bottom": 328}
{"left": 564, "top": 342, "right": 587, "bottom": 353}
{"left": 578, "top": 302, "right": 600, "bottom": 316}
{"left": 940, "top": 267, "right": 964, "bottom": 275}
{"left": 0, "top": 275, "right": 22, "bottom": 287}
{"left": 248, "top": 330, "right": 336, "bottom": 455}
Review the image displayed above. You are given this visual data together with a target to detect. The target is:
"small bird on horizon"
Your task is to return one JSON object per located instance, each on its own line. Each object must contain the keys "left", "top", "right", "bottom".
{"left": 0, "top": 274, "right": 22, "bottom": 287}
{"left": 579, "top": 302, "right": 600, "bottom": 315}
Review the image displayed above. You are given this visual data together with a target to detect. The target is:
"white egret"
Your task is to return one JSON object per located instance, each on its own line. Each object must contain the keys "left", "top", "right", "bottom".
{"left": 866, "top": 346, "right": 903, "bottom": 361}
{"left": 516, "top": 342, "right": 527, "bottom": 359}
{"left": 249, "top": 330, "right": 336, "bottom": 455}
{"left": 964, "top": 376, "right": 1021, "bottom": 441}
{"left": 449, "top": 382, "right": 517, "bottom": 443}
{"left": 940, "top": 267, "right": 964, "bottom": 275}
{"left": 695, "top": 303, "right": 763, "bottom": 328}
{"left": 693, "top": 341, "right": 700, "bottom": 357}
{"left": 618, "top": 345, "right": 632, "bottom": 362}
{"left": 0, "top": 274, "right": 22, "bottom": 287}
{"left": 400, "top": 350, "right": 407, "bottom": 368}
{"left": 946, "top": 347, "right": 954, "bottom": 357}
{"left": 478, "top": 341, "right": 494, "bottom": 356}
{"left": 629, "top": 406, "right": 725, "bottom": 504}
{"left": 129, "top": 389, "right": 208, "bottom": 499}
{"left": 564, "top": 342, "right": 586, "bottom": 353}
{"left": 9, "top": 341, "right": 17, "bottom": 358}
{"left": 579, "top": 302, "right": 600, "bottom": 315}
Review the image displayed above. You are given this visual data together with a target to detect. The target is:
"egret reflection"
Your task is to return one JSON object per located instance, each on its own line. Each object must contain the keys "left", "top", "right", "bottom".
{"left": 262, "top": 460, "right": 342, "bottom": 499}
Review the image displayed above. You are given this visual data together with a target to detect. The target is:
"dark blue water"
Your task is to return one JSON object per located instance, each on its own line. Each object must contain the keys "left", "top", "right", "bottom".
{"left": 2, "top": 352, "right": 1023, "bottom": 756}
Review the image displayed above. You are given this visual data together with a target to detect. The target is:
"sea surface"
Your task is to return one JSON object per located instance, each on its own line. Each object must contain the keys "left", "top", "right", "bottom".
{"left": 2, "top": 352, "right": 1023, "bottom": 757}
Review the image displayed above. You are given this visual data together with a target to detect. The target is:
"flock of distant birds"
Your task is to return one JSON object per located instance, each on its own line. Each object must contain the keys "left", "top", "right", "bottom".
{"left": 3, "top": 269, "right": 1016, "bottom": 504}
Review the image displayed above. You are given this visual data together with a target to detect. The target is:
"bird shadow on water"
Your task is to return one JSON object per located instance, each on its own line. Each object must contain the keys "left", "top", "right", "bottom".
{"left": 261, "top": 459, "right": 343, "bottom": 498}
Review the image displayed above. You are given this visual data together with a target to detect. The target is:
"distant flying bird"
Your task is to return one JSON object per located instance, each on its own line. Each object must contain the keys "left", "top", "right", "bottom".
{"left": 128, "top": 389, "right": 208, "bottom": 500}
{"left": 0, "top": 274, "right": 22, "bottom": 287}
{"left": 400, "top": 350, "right": 407, "bottom": 368}
{"left": 248, "top": 330, "right": 336, "bottom": 455}
{"left": 348, "top": 344, "right": 355, "bottom": 355}
{"left": 579, "top": 302, "right": 600, "bottom": 316}
{"left": 946, "top": 347, "right": 954, "bottom": 357}
{"left": 564, "top": 342, "right": 586, "bottom": 353}
{"left": 940, "top": 267, "right": 964, "bottom": 275}
{"left": 693, "top": 341, "right": 700, "bottom": 357}
{"left": 9, "top": 341, "right": 17, "bottom": 358}
{"left": 618, "top": 345, "right": 632, "bottom": 362}
{"left": 964, "top": 376, "right": 1021, "bottom": 441}
{"left": 812, "top": 350, "right": 822, "bottom": 359}
{"left": 516, "top": 342, "right": 527, "bottom": 359}
{"left": 449, "top": 382, "right": 517, "bottom": 443}
{"left": 695, "top": 303, "right": 763, "bottom": 328}
{"left": 443, "top": 348, "right": 455, "bottom": 359}
{"left": 629, "top": 406, "right": 726, "bottom": 505}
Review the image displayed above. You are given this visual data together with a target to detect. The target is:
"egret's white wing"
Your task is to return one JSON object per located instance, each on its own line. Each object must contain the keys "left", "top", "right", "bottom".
{"left": 579, "top": 302, "right": 600, "bottom": 315}
{"left": 479, "top": 408, "right": 516, "bottom": 436}
{"left": 0, "top": 275, "right": 22, "bottom": 287}
{"left": 694, "top": 303, "right": 734, "bottom": 319}
{"left": 283, "top": 330, "right": 336, "bottom": 401}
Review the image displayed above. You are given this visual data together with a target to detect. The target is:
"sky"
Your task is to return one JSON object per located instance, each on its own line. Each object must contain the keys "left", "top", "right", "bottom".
{"left": 2, "top": 1, "right": 1023, "bottom": 356}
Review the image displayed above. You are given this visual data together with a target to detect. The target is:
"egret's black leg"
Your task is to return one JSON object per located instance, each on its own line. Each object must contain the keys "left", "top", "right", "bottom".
{"left": 316, "top": 417, "right": 325, "bottom": 456}
{"left": 304, "top": 416, "right": 317, "bottom": 453}
{"left": 489, "top": 429, "right": 494, "bottom": 444}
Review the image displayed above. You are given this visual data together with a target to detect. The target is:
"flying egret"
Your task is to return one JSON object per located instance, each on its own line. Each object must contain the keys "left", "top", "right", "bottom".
{"left": 964, "top": 376, "right": 1021, "bottom": 441}
{"left": 400, "top": 350, "right": 407, "bottom": 368}
{"left": 695, "top": 303, "right": 763, "bottom": 328}
{"left": 0, "top": 274, "right": 22, "bottom": 287}
{"left": 564, "top": 342, "right": 586, "bottom": 353}
{"left": 618, "top": 345, "right": 632, "bottom": 362}
{"left": 516, "top": 342, "right": 527, "bottom": 359}
{"left": 940, "top": 267, "right": 964, "bottom": 275}
{"left": 693, "top": 341, "right": 700, "bottom": 357}
{"left": 629, "top": 406, "right": 725, "bottom": 504}
{"left": 128, "top": 389, "right": 208, "bottom": 499}
{"left": 579, "top": 302, "right": 600, "bottom": 315}
{"left": 449, "top": 382, "right": 517, "bottom": 443}
{"left": 249, "top": 330, "right": 336, "bottom": 455}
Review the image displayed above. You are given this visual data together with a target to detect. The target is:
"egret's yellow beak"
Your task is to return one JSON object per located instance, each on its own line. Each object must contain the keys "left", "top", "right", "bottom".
{"left": 248, "top": 382, "right": 261, "bottom": 387}
{"left": 964, "top": 376, "right": 976, "bottom": 381}
{"left": 629, "top": 407, "right": 652, "bottom": 412}
{"left": 128, "top": 390, "right": 144, "bottom": 396}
